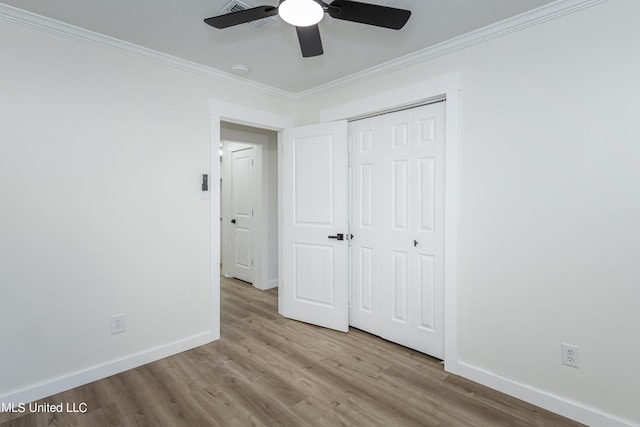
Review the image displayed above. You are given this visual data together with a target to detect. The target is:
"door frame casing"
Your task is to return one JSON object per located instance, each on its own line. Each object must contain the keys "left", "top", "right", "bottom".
{"left": 319, "top": 72, "right": 461, "bottom": 374}
{"left": 209, "top": 101, "right": 294, "bottom": 340}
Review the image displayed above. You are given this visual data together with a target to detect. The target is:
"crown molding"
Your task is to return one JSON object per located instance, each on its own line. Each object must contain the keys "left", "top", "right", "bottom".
{"left": 0, "top": 2, "right": 297, "bottom": 102}
{"left": 0, "top": 0, "right": 606, "bottom": 103}
{"left": 294, "top": 0, "right": 608, "bottom": 100}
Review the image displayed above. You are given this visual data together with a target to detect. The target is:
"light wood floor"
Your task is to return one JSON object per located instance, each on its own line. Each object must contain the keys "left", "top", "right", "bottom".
{"left": 1, "top": 276, "right": 583, "bottom": 426}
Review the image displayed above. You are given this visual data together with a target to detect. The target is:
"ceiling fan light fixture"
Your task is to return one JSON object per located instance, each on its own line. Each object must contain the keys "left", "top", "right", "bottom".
{"left": 278, "top": 0, "right": 324, "bottom": 27}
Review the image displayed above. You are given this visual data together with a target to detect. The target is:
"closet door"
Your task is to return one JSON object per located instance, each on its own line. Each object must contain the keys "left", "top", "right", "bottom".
{"left": 348, "top": 116, "right": 383, "bottom": 334}
{"left": 380, "top": 109, "right": 415, "bottom": 347}
{"left": 411, "top": 103, "right": 445, "bottom": 358}
{"left": 380, "top": 103, "right": 445, "bottom": 359}
{"left": 348, "top": 102, "right": 445, "bottom": 358}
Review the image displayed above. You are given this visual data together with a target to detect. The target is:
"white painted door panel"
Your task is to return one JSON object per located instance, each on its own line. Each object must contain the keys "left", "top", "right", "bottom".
{"left": 349, "top": 102, "right": 445, "bottom": 359}
{"left": 229, "top": 147, "right": 255, "bottom": 283}
{"left": 411, "top": 104, "right": 445, "bottom": 357}
{"left": 381, "top": 109, "right": 414, "bottom": 347}
{"left": 281, "top": 121, "right": 349, "bottom": 332}
{"left": 348, "top": 116, "right": 383, "bottom": 334}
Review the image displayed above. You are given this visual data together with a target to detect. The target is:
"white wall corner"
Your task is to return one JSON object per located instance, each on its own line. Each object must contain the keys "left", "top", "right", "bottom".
{"left": 297, "top": 0, "right": 607, "bottom": 100}
{"left": 0, "top": 3, "right": 295, "bottom": 102}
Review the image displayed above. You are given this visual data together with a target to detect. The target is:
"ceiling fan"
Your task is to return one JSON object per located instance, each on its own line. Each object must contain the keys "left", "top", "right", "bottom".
{"left": 204, "top": 0, "right": 411, "bottom": 57}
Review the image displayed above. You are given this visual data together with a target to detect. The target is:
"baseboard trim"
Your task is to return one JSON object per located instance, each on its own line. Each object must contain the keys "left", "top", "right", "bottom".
{"left": 264, "top": 279, "right": 278, "bottom": 290}
{"left": 0, "top": 331, "right": 216, "bottom": 406}
{"left": 253, "top": 279, "right": 278, "bottom": 291}
{"left": 457, "top": 362, "right": 633, "bottom": 427}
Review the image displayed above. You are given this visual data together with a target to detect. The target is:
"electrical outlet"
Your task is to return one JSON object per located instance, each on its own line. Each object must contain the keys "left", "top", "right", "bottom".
{"left": 111, "top": 314, "right": 126, "bottom": 335}
{"left": 561, "top": 343, "right": 580, "bottom": 368}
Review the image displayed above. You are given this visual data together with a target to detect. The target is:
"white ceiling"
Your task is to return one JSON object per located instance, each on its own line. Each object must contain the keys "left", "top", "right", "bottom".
{"left": 2, "top": 0, "right": 555, "bottom": 93}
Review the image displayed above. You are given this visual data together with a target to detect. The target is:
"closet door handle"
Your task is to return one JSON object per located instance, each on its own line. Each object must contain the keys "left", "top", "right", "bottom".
{"left": 231, "top": 219, "right": 236, "bottom": 224}
{"left": 414, "top": 240, "right": 418, "bottom": 247}
{"left": 328, "top": 233, "right": 344, "bottom": 241}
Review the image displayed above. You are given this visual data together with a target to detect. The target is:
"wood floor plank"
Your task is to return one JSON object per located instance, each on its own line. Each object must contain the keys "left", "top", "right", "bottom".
{"left": 1, "top": 277, "right": 583, "bottom": 427}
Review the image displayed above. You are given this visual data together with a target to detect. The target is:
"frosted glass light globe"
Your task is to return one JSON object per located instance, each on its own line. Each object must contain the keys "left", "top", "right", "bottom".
{"left": 279, "top": 0, "right": 324, "bottom": 27}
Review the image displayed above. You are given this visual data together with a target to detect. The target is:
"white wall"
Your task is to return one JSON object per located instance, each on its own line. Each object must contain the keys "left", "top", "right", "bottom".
{"left": 298, "top": 0, "right": 640, "bottom": 424}
{"left": 0, "top": 16, "right": 294, "bottom": 402}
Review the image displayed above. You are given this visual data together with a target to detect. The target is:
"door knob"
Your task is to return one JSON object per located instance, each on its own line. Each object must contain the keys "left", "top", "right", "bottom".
{"left": 231, "top": 219, "right": 236, "bottom": 224}
{"left": 328, "top": 233, "right": 344, "bottom": 240}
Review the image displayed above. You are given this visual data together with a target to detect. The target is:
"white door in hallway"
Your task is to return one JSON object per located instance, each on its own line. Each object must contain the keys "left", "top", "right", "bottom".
{"left": 280, "top": 121, "right": 349, "bottom": 332}
{"left": 229, "top": 146, "right": 256, "bottom": 283}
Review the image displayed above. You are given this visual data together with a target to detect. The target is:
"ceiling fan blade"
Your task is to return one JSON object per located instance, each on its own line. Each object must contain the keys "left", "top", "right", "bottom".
{"left": 328, "top": 0, "right": 411, "bottom": 30}
{"left": 204, "top": 6, "right": 278, "bottom": 29}
{"left": 296, "top": 25, "right": 324, "bottom": 57}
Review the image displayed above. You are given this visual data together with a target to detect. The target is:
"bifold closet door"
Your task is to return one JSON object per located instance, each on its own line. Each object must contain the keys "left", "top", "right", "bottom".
{"left": 349, "top": 116, "right": 383, "bottom": 334}
{"left": 349, "top": 102, "right": 445, "bottom": 359}
{"left": 380, "top": 103, "right": 445, "bottom": 358}
{"left": 413, "top": 103, "right": 445, "bottom": 358}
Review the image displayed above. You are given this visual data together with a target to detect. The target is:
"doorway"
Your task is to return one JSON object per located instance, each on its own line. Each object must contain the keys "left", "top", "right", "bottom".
{"left": 220, "top": 121, "right": 279, "bottom": 291}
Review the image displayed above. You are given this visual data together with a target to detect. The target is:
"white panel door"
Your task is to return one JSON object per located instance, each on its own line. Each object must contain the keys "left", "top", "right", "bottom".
{"left": 348, "top": 116, "right": 383, "bottom": 334}
{"left": 410, "top": 103, "right": 445, "bottom": 357}
{"left": 381, "top": 109, "right": 414, "bottom": 347}
{"left": 349, "top": 102, "right": 445, "bottom": 359}
{"left": 229, "top": 146, "right": 256, "bottom": 283}
{"left": 281, "top": 121, "right": 349, "bottom": 332}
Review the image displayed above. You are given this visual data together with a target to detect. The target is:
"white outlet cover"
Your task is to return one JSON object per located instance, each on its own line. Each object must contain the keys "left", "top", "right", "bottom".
{"left": 111, "top": 314, "right": 126, "bottom": 335}
{"left": 561, "top": 343, "right": 580, "bottom": 368}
